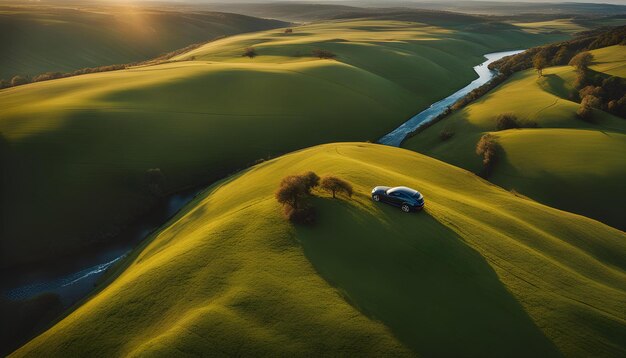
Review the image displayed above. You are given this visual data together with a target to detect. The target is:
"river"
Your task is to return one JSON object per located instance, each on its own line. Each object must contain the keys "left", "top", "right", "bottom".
{"left": 1, "top": 190, "right": 199, "bottom": 307}
{"left": 1, "top": 49, "right": 522, "bottom": 309}
{"left": 378, "top": 50, "right": 523, "bottom": 146}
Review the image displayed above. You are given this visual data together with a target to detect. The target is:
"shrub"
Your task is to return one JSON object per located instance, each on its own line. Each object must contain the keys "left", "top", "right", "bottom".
{"left": 243, "top": 47, "right": 257, "bottom": 59}
{"left": 577, "top": 104, "right": 595, "bottom": 122}
{"left": 475, "top": 134, "right": 500, "bottom": 178}
{"left": 10, "top": 75, "right": 29, "bottom": 86}
{"left": 0, "top": 79, "right": 8, "bottom": 89}
{"left": 581, "top": 94, "right": 602, "bottom": 109}
{"left": 284, "top": 28, "right": 293, "bottom": 34}
{"left": 439, "top": 128, "right": 455, "bottom": 141}
{"left": 569, "top": 52, "right": 594, "bottom": 72}
{"left": 532, "top": 52, "right": 548, "bottom": 77}
{"left": 320, "top": 176, "right": 353, "bottom": 198}
{"left": 283, "top": 204, "right": 316, "bottom": 225}
{"left": 276, "top": 175, "right": 308, "bottom": 209}
{"left": 33, "top": 72, "right": 64, "bottom": 82}
{"left": 275, "top": 172, "right": 322, "bottom": 225}
{"left": 301, "top": 171, "right": 320, "bottom": 193}
{"left": 312, "top": 49, "right": 336, "bottom": 59}
{"left": 495, "top": 113, "right": 520, "bottom": 130}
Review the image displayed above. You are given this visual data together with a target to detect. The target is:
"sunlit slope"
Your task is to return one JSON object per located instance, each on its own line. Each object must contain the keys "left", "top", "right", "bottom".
{"left": 0, "top": 59, "right": 417, "bottom": 268}
{"left": 0, "top": 19, "right": 567, "bottom": 268}
{"left": 13, "top": 143, "right": 626, "bottom": 357}
{"left": 0, "top": 5, "right": 287, "bottom": 78}
{"left": 403, "top": 45, "right": 626, "bottom": 229}
{"left": 174, "top": 19, "right": 568, "bottom": 101}
{"left": 589, "top": 45, "right": 626, "bottom": 77}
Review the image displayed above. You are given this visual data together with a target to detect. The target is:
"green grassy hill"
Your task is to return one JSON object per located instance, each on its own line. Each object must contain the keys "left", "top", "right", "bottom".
{"left": 12, "top": 143, "right": 626, "bottom": 357}
{"left": 0, "top": 19, "right": 569, "bottom": 268}
{"left": 403, "top": 45, "right": 626, "bottom": 230}
{"left": 0, "top": 4, "right": 287, "bottom": 79}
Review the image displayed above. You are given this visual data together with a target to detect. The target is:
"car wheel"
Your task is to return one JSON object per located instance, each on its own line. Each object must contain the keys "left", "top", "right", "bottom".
{"left": 372, "top": 194, "right": 380, "bottom": 202}
{"left": 401, "top": 204, "right": 411, "bottom": 213}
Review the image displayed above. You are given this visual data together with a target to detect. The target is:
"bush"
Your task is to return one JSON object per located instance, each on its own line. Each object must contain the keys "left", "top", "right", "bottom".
{"left": 320, "top": 176, "right": 353, "bottom": 198}
{"left": 243, "top": 47, "right": 257, "bottom": 58}
{"left": 495, "top": 113, "right": 520, "bottom": 130}
{"left": 312, "top": 49, "right": 337, "bottom": 59}
{"left": 284, "top": 28, "right": 293, "bottom": 34}
{"left": 0, "top": 79, "right": 8, "bottom": 89}
{"left": 283, "top": 204, "right": 316, "bottom": 225}
{"left": 33, "top": 72, "right": 64, "bottom": 82}
{"left": 569, "top": 51, "right": 594, "bottom": 71}
{"left": 439, "top": 128, "right": 455, "bottom": 141}
{"left": 577, "top": 105, "right": 595, "bottom": 122}
{"left": 476, "top": 134, "right": 500, "bottom": 178}
{"left": 11, "top": 75, "right": 29, "bottom": 86}
{"left": 276, "top": 175, "right": 308, "bottom": 209}
{"left": 581, "top": 94, "right": 602, "bottom": 109}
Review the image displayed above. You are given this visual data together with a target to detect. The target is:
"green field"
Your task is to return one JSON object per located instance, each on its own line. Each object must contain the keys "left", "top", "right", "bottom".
{"left": 0, "top": 4, "right": 287, "bottom": 79}
{"left": 0, "top": 18, "right": 570, "bottom": 268}
{"left": 12, "top": 143, "right": 626, "bottom": 357}
{"left": 403, "top": 45, "right": 626, "bottom": 230}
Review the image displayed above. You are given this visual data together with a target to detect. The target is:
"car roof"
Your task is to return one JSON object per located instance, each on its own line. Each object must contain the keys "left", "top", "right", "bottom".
{"left": 388, "top": 186, "right": 419, "bottom": 196}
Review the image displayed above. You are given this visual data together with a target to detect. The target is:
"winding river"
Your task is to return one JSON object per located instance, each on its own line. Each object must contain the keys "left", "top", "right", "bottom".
{"left": 378, "top": 50, "right": 523, "bottom": 146}
{"left": 1, "top": 49, "right": 522, "bottom": 310}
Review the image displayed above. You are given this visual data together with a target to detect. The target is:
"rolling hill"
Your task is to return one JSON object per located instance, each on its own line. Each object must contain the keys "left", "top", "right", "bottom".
{"left": 11, "top": 143, "right": 626, "bottom": 357}
{"left": 403, "top": 45, "right": 626, "bottom": 230}
{"left": 0, "top": 4, "right": 288, "bottom": 79}
{"left": 0, "top": 18, "right": 570, "bottom": 268}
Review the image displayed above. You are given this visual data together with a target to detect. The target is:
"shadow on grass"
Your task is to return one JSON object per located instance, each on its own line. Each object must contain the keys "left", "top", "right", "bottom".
{"left": 296, "top": 197, "right": 560, "bottom": 357}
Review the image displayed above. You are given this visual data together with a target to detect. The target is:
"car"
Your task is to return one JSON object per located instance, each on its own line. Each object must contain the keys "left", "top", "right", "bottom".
{"left": 371, "top": 186, "right": 425, "bottom": 212}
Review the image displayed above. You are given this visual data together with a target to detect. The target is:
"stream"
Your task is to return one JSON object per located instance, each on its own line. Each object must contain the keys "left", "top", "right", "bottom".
{"left": 1, "top": 190, "right": 199, "bottom": 307}
{"left": 1, "top": 50, "right": 522, "bottom": 310}
{"left": 378, "top": 50, "right": 523, "bottom": 146}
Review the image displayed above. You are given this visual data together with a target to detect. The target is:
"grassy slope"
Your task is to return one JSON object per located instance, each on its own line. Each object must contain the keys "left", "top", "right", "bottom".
{"left": 0, "top": 19, "right": 568, "bottom": 268}
{"left": 403, "top": 45, "right": 626, "bottom": 230}
{"left": 12, "top": 143, "right": 626, "bottom": 357}
{"left": 0, "top": 4, "right": 287, "bottom": 78}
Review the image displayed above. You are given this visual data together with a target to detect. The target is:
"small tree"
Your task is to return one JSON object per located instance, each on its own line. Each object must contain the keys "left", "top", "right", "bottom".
{"left": 476, "top": 134, "right": 500, "bottom": 178}
{"left": 577, "top": 104, "right": 594, "bottom": 122}
{"left": 569, "top": 52, "right": 593, "bottom": 72}
{"left": 495, "top": 113, "right": 519, "bottom": 131}
{"left": 532, "top": 53, "right": 549, "bottom": 77}
{"left": 0, "top": 79, "right": 8, "bottom": 89}
{"left": 312, "top": 49, "right": 336, "bottom": 59}
{"left": 284, "top": 28, "right": 293, "bottom": 34}
{"left": 581, "top": 94, "right": 602, "bottom": 109}
{"left": 301, "top": 171, "right": 320, "bottom": 193}
{"left": 243, "top": 47, "right": 257, "bottom": 59}
{"left": 275, "top": 175, "right": 308, "bottom": 209}
{"left": 320, "top": 176, "right": 353, "bottom": 198}
{"left": 10, "top": 75, "right": 28, "bottom": 87}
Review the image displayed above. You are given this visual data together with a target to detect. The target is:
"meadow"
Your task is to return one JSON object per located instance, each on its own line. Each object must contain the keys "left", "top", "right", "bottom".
{"left": 0, "top": 18, "right": 569, "bottom": 268}
{"left": 12, "top": 143, "right": 626, "bottom": 357}
{"left": 403, "top": 45, "right": 626, "bottom": 229}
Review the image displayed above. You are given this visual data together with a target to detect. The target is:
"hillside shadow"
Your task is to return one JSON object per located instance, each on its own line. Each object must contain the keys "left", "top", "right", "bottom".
{"left": 296, "top": 197, "right": 560, "bottom": 357}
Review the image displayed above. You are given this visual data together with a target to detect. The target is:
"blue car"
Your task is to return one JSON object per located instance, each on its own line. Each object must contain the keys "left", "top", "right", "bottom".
{"left": 371, "top": 186, "right": 425, "bottom": 212}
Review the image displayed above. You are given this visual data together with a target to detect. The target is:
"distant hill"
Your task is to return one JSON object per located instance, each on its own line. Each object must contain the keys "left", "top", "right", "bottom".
{"left": 0, "top": 4, "right": 288, "bottom": 78}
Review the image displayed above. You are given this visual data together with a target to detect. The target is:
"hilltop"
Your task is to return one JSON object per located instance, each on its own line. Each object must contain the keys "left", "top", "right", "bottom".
{"left": 12, "top": 143, "right": 626, "bottom": 357}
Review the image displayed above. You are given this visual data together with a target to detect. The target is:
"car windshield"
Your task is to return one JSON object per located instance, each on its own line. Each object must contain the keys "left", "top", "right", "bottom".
{"left": 388, "top": 187, "right": 418, "bottom": 196}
